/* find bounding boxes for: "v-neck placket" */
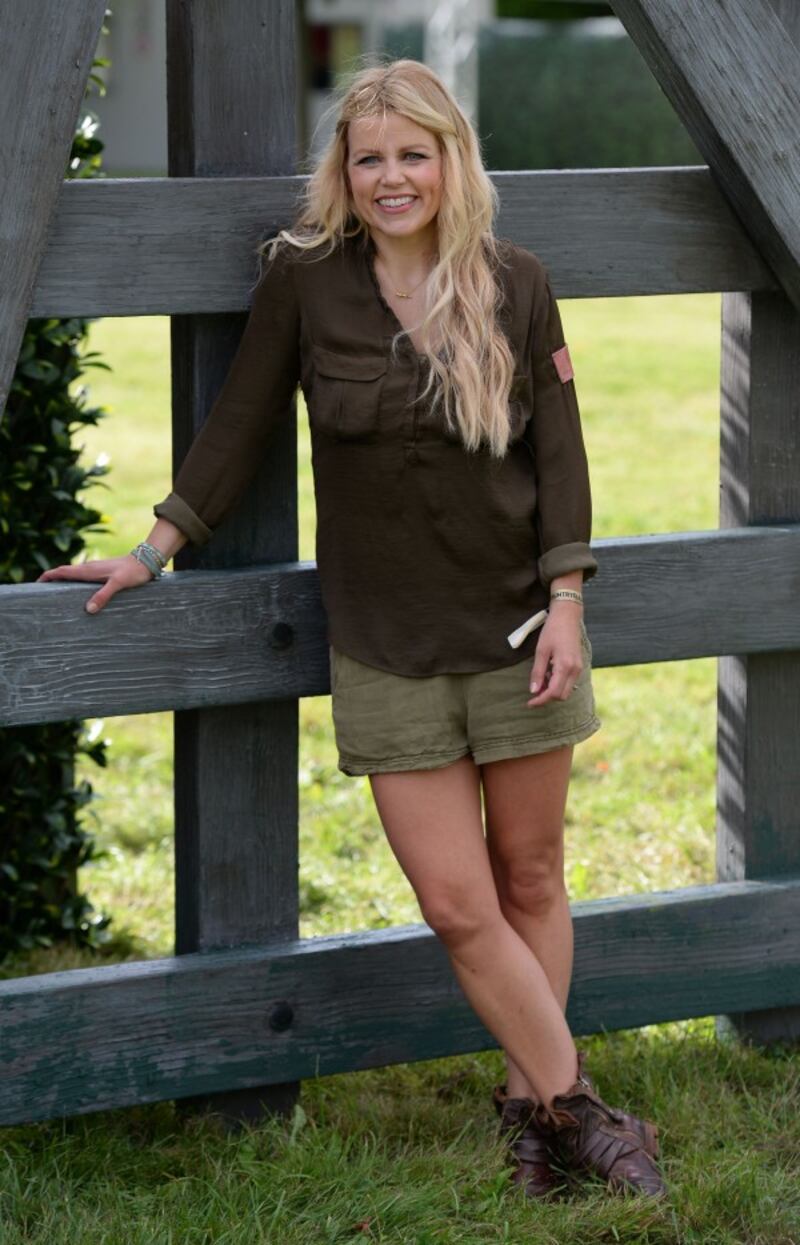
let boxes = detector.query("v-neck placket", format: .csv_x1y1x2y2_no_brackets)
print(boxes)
361,233,429,463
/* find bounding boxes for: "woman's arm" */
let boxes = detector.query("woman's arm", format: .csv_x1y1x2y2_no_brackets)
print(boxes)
525,265,598,590
525,264,596,704
34,241,302,615
153,243,302,546
142,515,189,562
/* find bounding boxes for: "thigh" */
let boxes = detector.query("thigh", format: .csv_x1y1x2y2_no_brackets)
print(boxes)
369,755,500,924
481,746,574,878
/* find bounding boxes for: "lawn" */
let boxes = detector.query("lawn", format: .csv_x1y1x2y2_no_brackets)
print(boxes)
2,292,798,1244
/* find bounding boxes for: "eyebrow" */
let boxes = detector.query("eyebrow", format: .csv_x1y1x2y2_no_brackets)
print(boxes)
351,143,433,157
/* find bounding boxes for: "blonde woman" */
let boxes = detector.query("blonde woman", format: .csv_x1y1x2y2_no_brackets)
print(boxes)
37,59,667,1203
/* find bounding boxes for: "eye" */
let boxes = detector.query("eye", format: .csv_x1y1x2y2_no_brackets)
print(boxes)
355,152,428,165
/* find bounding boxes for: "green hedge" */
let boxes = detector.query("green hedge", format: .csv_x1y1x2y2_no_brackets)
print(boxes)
383,18,702,171
0,38,114,959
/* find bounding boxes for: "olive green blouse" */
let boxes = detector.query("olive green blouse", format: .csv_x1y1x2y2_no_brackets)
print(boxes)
153,229,598,677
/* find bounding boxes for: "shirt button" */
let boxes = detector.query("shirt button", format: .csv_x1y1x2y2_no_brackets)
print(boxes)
405,445,419,464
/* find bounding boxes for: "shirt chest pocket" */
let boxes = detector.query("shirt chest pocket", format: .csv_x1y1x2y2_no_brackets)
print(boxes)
310,345,388,440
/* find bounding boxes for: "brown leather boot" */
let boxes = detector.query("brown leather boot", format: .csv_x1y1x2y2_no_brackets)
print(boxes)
531,1077,668,1199
492,1084,570,1201
575,1050,660,1158
492,1050,658,1194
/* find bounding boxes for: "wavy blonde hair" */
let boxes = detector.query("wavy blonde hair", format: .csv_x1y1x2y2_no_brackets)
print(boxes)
256,57,517,458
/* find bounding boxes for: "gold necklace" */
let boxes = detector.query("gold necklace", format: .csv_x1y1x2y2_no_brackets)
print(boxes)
392,274,428,300
376,257,434,299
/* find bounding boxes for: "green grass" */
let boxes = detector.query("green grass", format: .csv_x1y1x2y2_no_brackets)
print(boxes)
3,294,799,1243
1,1021,798,1243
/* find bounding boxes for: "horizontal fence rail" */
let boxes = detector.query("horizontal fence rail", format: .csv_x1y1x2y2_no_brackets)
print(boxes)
29,167,777,317
0,875,798,1126
1,525,799,727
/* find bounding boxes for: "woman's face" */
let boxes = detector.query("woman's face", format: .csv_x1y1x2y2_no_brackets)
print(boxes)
345,111,443,245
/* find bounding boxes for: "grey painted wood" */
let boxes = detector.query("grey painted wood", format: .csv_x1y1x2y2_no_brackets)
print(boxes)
770,0,800,39
29,167,774,316
714,0,800,1049
4,526,800,727
0,1,109,421
165,0,300,1126
716,278,800,1039
611,0,800,310
0,875,798,1126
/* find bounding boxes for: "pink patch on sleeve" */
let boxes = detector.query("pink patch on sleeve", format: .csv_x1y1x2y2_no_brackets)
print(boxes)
551,343,574,383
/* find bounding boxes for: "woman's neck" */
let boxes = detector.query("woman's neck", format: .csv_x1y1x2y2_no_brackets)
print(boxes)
368,225,438,283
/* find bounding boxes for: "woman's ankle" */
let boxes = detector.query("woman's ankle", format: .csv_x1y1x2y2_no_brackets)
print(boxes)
506,1080,540,1103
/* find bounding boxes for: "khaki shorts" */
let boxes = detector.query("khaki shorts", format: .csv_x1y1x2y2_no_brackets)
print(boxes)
329,619,601,776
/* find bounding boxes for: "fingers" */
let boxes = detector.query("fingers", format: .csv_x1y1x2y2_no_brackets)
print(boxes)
528,654,582,706
34,559,151,614
85,581,122,614
36,563,110,582
529,644,551,697
35,562,113,613
85,562,156,611
528,673,573,706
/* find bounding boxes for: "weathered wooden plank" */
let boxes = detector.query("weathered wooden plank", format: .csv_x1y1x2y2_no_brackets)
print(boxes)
3,526,800,727
611,0,800,310
164,0,301,1128
0,0,109,421
28,167,775,316
0,876,797,1126
715,5,800,1046
770,0,799,36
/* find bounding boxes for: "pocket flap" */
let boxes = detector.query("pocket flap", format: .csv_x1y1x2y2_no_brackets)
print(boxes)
313,345,387,381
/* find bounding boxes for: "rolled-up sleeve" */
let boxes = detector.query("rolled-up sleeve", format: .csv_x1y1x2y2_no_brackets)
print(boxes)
525,263,598,586
153,243,301,547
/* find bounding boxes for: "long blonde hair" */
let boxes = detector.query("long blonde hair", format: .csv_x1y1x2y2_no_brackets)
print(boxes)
257,57,518,459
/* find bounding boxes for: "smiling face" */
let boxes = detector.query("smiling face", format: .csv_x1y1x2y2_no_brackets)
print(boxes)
345,111,443,246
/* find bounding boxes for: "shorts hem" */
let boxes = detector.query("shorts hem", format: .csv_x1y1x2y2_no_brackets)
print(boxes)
471,714,602,765
337,746,472,776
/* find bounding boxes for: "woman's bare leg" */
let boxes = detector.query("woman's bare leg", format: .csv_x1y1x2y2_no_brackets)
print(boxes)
481,745,576,1102
369,754,579,1109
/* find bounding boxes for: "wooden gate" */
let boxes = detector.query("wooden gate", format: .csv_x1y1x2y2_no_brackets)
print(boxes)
0,0,798,1127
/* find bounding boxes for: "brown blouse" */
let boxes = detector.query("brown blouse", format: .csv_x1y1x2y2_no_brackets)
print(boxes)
153,230,598,677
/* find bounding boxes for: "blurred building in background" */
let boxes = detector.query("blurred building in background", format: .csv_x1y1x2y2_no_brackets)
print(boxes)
91,0,700,176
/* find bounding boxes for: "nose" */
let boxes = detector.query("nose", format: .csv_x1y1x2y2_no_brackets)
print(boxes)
379,158,408,187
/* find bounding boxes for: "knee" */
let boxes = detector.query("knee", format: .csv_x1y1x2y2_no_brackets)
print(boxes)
494,852,565,916
418,888,500,946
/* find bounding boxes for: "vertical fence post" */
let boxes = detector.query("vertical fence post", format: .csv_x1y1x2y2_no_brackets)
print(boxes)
166,0,301,1124
715,0,800,1049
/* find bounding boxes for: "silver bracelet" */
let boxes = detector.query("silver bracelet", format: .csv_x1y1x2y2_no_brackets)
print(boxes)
131,541,168,578
550,588,583,605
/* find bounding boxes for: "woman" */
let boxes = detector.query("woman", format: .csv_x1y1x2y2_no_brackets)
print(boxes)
37,59,667,1203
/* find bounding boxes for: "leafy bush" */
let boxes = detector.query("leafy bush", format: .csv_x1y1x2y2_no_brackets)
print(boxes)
0,32,115,959
384,17,702,171
477,20,703,171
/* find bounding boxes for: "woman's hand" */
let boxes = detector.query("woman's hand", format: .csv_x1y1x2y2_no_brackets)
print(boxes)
35,554,156,614
527,602,584,707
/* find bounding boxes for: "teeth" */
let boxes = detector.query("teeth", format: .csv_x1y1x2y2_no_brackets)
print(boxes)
377,196,415,207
